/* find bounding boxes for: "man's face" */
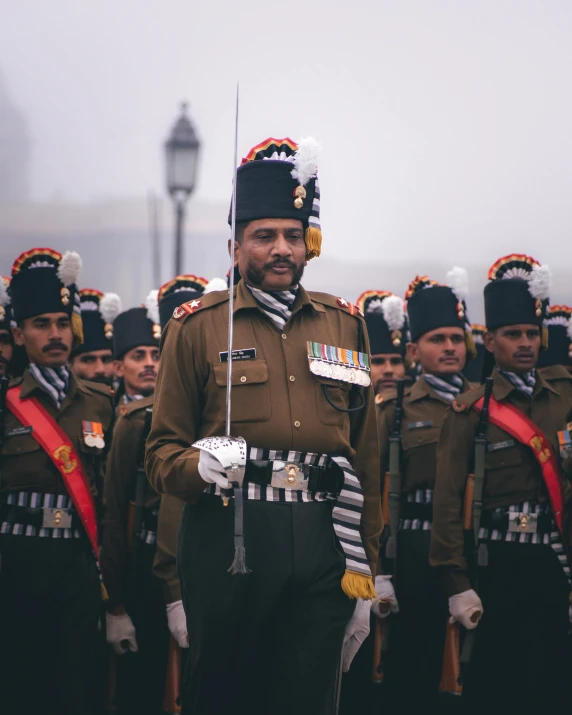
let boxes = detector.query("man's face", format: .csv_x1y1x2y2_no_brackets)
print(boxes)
70,349,114,385
370,354,406,395
0,329,14,377
483,324,540,373
408,326,467,376
234,218,307,291
114,345,159,397
12,313,72,368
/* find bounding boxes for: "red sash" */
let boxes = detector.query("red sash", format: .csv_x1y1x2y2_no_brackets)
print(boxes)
6,386,100,561
474,396,564,533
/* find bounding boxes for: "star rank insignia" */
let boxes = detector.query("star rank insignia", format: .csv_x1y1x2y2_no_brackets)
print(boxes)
337,297,349,308
173,299,203,321
337,297,364,317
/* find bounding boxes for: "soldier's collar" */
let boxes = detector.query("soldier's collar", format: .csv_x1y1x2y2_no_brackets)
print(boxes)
234,281,324,315
20,365,79,402
492,367,559,400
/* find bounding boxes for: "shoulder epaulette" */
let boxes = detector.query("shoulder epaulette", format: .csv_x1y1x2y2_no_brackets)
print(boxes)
172,290,229,323
8,376,24,389
121,395,154,418
309,292,365,318
538,365,572,381
78,379,115,399
374,385,412,407
452,383,486,412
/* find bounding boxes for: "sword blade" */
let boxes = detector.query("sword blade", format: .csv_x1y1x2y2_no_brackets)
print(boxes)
225,83,239,437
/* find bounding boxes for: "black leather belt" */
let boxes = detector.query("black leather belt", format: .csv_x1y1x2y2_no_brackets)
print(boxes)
0,502,82,531
480,508,554,534
244,460,343,493
400,502,433,522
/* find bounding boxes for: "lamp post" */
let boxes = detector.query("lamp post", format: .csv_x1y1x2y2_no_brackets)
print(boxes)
165,102,201,276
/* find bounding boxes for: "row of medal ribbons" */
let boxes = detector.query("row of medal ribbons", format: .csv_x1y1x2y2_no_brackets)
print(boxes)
306,341,371,387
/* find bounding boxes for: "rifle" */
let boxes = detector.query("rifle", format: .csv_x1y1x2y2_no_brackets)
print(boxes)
162,635,182,714
372,378,405,684
439,377,492,695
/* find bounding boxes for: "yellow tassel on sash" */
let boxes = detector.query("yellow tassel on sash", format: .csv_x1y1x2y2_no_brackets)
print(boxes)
341,570,377,600
305,226,322,260
101,582,109,601
72,311,84,350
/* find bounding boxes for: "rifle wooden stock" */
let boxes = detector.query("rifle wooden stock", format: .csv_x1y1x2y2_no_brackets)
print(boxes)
382,472,390,525
463,474,475,530
439,620,462,695
371,602,390,684
126,500,135,554
162,635,182,714
106,650,119,714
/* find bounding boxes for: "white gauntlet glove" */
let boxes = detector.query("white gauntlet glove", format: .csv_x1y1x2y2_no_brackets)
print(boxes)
106,612,138,655
449,589,483,630
198,451,229,489
371,574,399,618
166,600,189,649
342,599,371,672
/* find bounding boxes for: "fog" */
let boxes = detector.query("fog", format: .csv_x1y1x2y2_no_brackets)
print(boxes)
1,0,571,311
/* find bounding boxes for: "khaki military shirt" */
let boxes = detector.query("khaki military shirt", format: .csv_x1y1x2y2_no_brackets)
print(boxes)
377,375,472,494
152,494,184,604
2,370,114,507
430,366,572,596
145,282,382,575
101,394,158,608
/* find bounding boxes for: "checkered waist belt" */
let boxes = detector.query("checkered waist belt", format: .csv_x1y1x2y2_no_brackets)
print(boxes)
480,502,554,535
0,491,83,539
243,458,343,493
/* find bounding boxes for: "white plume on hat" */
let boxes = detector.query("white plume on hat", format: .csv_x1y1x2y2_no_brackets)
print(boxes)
446,266,469,304
57,251,82,287
290,137,321,187
145,289,160,325
204,277,227,294
527,263,551,301
381,295,405,331
0,279,10,308
100,292,122,324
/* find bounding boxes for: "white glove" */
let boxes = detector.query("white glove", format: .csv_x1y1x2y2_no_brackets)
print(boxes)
449,589,483,630
342,599,371,672
166,600,189,649
106,612,138,655
371,574,399,618
198,451,229,489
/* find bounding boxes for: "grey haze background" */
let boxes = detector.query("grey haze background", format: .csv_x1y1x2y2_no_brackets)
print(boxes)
1,0,571,320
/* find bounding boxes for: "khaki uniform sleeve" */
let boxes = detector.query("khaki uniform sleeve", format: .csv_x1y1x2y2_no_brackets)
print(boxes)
152,495,185,604
145,317,208,502
349,326,383,577
100,413,142,608
430,407,475,596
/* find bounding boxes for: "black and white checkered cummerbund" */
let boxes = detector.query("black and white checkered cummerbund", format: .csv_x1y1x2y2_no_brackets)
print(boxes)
0,491,82,539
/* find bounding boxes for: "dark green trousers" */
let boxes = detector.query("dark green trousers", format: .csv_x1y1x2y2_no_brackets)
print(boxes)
178,495,354,715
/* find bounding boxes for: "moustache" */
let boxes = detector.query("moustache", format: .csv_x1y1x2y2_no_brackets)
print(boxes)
515,351,534,357
43,343,67,353
139,370,157,379
263,259,297,271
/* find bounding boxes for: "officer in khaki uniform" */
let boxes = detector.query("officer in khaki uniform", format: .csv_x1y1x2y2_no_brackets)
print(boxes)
102,280,212,714
431,254,572,713
376,270,474,714
146,137,382,715
0,248,114,715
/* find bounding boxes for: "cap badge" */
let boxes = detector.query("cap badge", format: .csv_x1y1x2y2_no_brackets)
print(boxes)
293,185,306,209
60,287,71,306
0,306,5,321
152,323,161,340
104,323,114,340
535,298,543,318
391,330,402,347
456,302,465,319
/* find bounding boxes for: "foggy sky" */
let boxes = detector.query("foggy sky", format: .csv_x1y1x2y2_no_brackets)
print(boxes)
2,0,572,268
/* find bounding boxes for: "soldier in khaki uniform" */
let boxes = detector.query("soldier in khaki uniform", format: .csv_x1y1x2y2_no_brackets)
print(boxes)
537,304,572,371
146,137,382,715
431,254,572,713
0,248,114,715
0,275,14,378
376,270,474,714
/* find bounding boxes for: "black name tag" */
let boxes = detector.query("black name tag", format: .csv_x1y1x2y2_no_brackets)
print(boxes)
220,348,257,363
487,439,515,452
407,420,433,430
6,425,33,438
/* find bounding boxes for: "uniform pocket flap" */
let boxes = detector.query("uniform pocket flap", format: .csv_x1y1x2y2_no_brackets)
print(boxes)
213,359,269,387
313,376,352,392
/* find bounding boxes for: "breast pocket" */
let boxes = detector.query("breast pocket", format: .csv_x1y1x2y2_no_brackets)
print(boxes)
207,359,272,423
314,376,352,427
401,426,441,487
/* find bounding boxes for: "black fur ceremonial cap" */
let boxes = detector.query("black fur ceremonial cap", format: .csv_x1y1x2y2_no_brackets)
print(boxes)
158,275,227,329
537,306,572,367
113,291,160,359
357,290,407,356
0,276,13,332
484,254,550,332
73,290,122,356
463,325,487,383
9,248,83,348
230,137,322,260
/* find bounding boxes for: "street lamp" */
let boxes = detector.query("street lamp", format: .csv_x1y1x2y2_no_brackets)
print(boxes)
165,102,201,275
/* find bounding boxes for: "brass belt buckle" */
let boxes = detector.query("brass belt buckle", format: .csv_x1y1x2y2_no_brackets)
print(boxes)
508,512,538,534
43,508,72,529
270,461,309,490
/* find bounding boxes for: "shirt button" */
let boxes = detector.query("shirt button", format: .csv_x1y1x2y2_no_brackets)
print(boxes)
289,375,296,382
240,376,247,383
294,420,301,428
281,334,287,340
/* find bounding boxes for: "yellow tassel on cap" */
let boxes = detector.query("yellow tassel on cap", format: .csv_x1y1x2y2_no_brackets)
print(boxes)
465,331,477,362
541,325,549,351
341,570,377,600
72,312,84,350
305,226,322,260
